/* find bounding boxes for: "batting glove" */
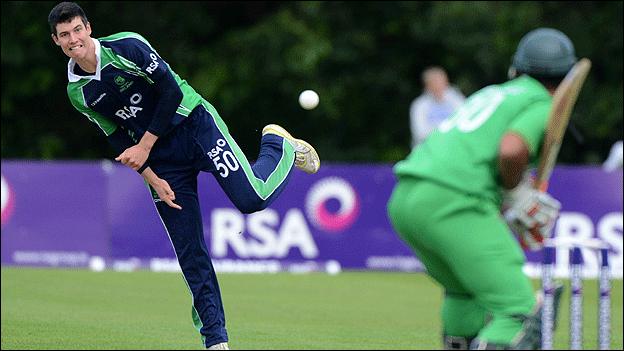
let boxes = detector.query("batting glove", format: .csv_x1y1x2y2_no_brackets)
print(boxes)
503,177,561,251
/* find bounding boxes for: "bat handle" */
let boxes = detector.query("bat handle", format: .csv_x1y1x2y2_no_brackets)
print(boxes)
535,179,549,192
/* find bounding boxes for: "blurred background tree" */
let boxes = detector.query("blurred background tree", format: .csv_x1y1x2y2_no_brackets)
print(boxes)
2,1,622,164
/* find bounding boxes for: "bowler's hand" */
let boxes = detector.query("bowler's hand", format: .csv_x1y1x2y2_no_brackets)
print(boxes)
150,177,182,210
115,144,150,171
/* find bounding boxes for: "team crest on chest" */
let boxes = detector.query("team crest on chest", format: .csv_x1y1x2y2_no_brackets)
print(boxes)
114,75,134,92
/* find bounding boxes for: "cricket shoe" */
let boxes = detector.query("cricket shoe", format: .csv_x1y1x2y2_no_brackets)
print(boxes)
207,342,229,350
262,124,320,174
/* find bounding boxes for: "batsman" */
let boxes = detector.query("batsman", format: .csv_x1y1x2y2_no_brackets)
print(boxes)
387,28,579,349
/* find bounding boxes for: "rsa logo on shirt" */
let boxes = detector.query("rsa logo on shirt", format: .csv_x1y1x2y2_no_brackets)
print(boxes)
145,53,159,74
115,93,143,120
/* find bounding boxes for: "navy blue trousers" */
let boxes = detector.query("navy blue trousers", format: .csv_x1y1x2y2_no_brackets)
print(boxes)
147,102,295,347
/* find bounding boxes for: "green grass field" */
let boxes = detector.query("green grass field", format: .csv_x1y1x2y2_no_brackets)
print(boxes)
1,267,622,350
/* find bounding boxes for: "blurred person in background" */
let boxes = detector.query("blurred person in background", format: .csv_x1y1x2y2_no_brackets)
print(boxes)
409,66,465,148
48,2,320,349
602,140,623,172
387,28,578,349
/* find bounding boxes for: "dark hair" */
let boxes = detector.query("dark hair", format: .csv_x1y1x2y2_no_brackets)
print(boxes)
48,2,88,36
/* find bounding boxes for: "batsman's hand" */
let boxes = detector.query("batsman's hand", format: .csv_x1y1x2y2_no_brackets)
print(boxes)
503,177,561,251
150,177,182,210
115,144,150,171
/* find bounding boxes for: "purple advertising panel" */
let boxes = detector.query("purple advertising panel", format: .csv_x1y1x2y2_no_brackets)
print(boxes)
1,160,622,278
106,164,176,261
197,164,418,273
1,161,110,267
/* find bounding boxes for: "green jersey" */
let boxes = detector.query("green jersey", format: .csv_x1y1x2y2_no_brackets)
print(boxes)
394,75,552,204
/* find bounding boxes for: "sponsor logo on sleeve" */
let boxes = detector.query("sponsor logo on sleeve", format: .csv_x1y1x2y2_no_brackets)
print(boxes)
145,53,160,74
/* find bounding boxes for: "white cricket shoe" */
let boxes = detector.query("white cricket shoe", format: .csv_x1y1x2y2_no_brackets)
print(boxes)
262,124,320,174
207,342,229,350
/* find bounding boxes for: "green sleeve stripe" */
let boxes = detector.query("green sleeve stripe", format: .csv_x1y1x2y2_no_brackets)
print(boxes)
205,102,295,200
102,48,193,117
176,104,193,117
99,32,154,50
100,46,155,84
82,111,117,136
67,82,118,136
101,33,203,117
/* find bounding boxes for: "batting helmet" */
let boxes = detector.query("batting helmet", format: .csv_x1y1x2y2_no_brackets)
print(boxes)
511,28,577,78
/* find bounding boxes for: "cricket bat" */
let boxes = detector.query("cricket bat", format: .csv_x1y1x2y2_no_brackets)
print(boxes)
534,58,592,191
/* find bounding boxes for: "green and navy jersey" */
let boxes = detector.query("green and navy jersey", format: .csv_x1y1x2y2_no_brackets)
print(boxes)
394,75,552,204
66,32,204,141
